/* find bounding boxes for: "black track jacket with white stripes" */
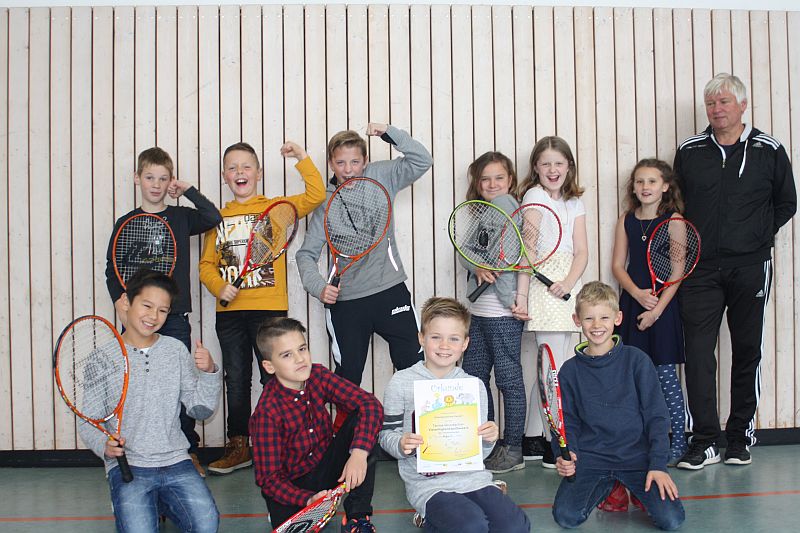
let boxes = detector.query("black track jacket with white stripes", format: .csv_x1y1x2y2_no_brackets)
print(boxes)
674,124,797,269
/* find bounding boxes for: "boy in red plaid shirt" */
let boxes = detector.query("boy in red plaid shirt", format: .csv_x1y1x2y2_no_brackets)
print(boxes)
250,317,383,532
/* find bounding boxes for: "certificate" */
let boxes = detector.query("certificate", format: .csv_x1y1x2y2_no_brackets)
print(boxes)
413,377,483,473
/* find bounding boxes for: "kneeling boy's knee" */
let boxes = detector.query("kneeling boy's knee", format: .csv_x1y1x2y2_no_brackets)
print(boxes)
552,506,583,529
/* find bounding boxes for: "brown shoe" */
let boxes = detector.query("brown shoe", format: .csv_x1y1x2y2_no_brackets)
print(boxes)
208,435,252,475
190,453,205,478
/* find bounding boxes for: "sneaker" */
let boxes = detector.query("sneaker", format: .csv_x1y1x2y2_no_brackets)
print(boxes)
597,481,628,512
412,513,425,528
541,443,556,469
676,440,720,470
484,444,525,474
341,516,376,532
208,436,252,474
629,491,645,512
189,453,206,478
724,440,752,465
522,436,547,460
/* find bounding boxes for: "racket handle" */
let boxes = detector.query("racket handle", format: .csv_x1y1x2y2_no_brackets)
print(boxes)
559,445,576,483
117,452,134,483
220,276,245,307
323,276,341,310
467,281,491,302
534,272,571,301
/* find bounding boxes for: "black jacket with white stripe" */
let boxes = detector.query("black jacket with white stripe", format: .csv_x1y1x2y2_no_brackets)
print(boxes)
673,124,797,269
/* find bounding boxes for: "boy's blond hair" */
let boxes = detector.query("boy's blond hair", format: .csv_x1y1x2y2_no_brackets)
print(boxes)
137,147,174,177
420,297,471,335
327,130,368,161
575,281,619,315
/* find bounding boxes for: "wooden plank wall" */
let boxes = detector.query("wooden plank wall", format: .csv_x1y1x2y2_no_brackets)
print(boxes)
0,4,797,451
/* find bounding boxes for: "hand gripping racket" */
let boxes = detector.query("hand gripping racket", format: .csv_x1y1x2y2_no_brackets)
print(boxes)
53,315,133,482
448,200,566,302
220,200,299,307
272,482,347,533
112,213,177,287
538,343,575,482
646,217,701,296
323,177,392,308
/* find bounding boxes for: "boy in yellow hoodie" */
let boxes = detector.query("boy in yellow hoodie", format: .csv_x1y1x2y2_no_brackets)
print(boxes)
199,141,325,474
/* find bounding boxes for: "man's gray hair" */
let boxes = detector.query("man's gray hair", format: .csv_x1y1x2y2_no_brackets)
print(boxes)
704,73,748,104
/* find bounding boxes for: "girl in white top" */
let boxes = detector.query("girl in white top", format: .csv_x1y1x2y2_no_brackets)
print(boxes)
516,136,589,466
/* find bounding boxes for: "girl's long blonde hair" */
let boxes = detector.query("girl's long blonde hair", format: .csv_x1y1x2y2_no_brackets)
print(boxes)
517,136,584,200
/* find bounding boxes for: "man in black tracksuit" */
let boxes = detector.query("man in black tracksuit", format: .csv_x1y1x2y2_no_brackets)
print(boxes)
673,73,796,470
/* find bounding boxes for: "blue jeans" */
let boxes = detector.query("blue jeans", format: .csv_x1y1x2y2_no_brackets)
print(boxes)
423,485,531,533
552,468,684,530
108,460,219,533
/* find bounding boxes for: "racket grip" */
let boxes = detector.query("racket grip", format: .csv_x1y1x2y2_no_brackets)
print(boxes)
560,446,576,483
117,453,134,483
220,277,245,308
467,281,491,302
534,272,571,301
323,276,341,310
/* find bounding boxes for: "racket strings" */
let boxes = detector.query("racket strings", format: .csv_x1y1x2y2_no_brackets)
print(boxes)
326,184,390,256
114,216,176,282
649,222,700,283
517,206,561,265
450,203,522,268
248,205,298,265
57,321,126,422
274,493,343,533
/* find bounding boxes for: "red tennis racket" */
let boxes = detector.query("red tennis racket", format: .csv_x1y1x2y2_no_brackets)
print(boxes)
323,177,392,308
220,200,299,307
646,217,701,296
112,213,177,287
538,343,575,482
53,315,133,482
272,482,347,533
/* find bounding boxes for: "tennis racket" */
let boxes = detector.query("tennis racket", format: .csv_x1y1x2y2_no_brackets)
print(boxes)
449,200,566,302
220,200,299,307
272,482,347,533
53,315,133,482
323,177,392,308
538,343,575,482
112,213,177,287
646,217,701,296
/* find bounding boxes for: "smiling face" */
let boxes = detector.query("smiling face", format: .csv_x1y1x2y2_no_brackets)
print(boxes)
419,316,470,378
329,145,368,184
534,148,570,199
222,149,263,202
135,164,173,210
477,161,513,202
633,166,668,212
261,330,312,390
573,302,623,356
121,286,172,347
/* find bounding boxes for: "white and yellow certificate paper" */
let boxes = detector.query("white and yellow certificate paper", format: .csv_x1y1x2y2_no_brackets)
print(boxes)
413,378,483,473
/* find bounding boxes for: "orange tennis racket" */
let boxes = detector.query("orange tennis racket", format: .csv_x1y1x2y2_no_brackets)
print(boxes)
323,177,391,308
112,213,177,288
221,200,299,307
54,315,133,482
272,483,347,533
539,343,574,482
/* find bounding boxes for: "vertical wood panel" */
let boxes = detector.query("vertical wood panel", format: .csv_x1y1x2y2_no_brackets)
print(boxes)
3,4,800,452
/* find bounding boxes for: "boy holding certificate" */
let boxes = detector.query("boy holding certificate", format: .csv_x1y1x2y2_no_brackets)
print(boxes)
379,297,531,532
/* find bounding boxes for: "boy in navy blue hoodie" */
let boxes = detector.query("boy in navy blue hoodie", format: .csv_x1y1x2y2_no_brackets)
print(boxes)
551,281,684,530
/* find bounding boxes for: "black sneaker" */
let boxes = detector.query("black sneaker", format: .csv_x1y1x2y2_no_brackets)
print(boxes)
724,440,752,465
522,436,547,460
541,442,556,469
676,440,720,470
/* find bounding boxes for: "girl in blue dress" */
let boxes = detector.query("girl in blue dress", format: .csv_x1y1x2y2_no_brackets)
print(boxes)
605,159,688,511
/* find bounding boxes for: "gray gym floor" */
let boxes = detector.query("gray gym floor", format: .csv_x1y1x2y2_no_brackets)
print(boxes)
1,445,799,532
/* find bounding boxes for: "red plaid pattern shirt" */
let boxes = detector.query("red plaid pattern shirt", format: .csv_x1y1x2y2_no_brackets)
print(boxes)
249,364,383,507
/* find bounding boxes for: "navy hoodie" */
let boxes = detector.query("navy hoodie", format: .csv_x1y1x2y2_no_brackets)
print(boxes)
556,337,671,472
